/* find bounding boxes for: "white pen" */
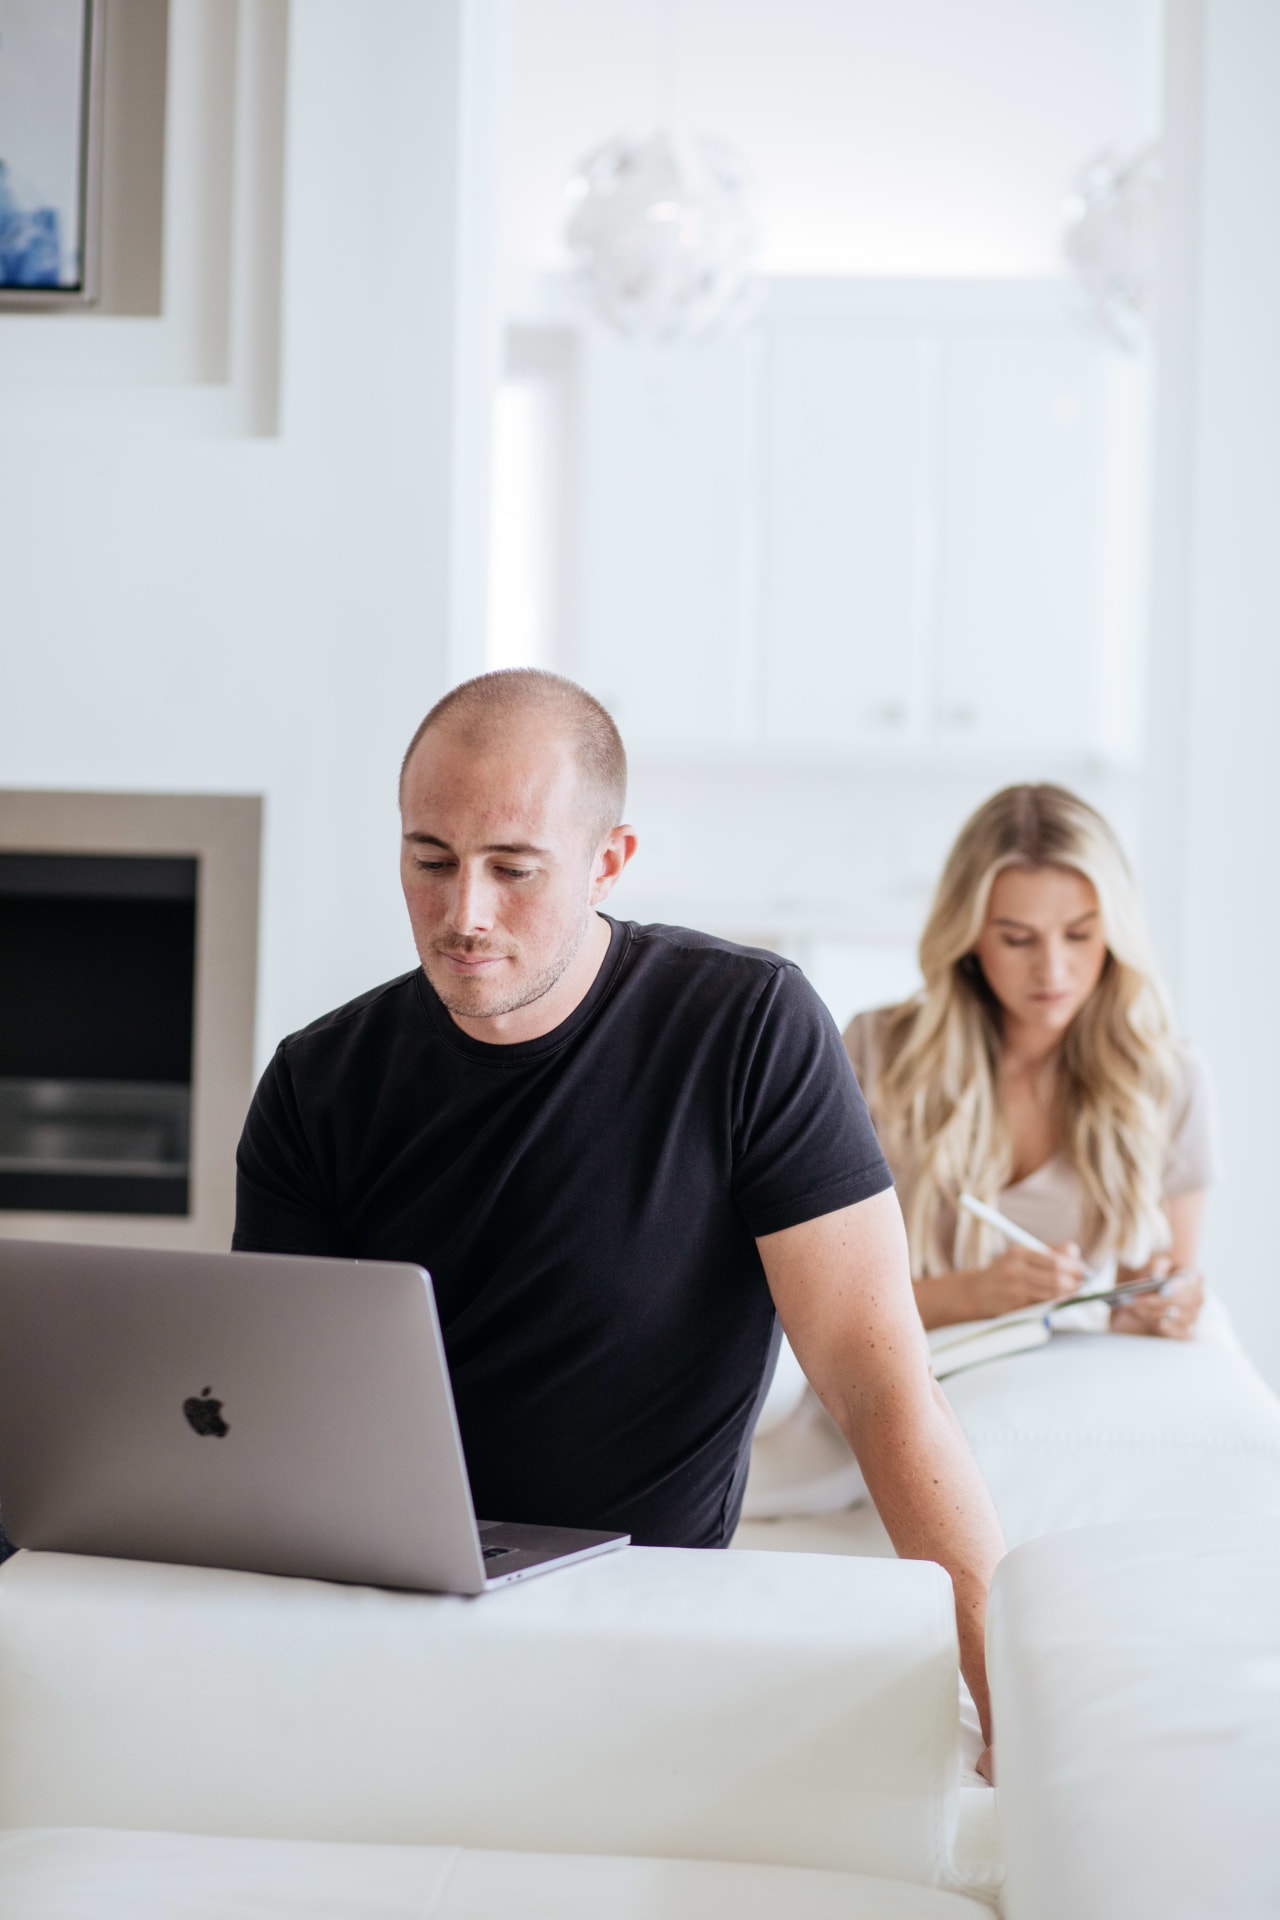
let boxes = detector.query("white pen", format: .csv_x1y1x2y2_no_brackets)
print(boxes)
958,1192,1059,1258
958,1193,1179,1303
958,1192,1099,1283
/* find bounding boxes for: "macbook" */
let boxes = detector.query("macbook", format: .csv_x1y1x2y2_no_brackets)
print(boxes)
0,1239,628,1592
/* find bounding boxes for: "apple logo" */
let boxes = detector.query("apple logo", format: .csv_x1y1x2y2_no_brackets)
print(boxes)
183,1387,229,1438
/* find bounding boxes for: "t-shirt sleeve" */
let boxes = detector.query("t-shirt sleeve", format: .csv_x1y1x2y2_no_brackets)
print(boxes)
232,1043,350,1256
1163,1044,1222,1198
731,965,893,1239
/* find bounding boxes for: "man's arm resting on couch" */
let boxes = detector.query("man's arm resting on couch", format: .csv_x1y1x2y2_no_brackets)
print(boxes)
757,1188,1006,1747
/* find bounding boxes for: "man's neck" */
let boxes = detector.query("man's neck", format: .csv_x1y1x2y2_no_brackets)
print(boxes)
448,912,613,1046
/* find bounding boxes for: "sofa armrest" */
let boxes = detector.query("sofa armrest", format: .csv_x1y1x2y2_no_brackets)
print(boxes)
0,1545,965,1890
944,1298,1280,1548
988,1516,1280,1920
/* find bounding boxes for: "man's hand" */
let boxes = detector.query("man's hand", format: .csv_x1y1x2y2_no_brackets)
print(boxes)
756,1189,1006,1746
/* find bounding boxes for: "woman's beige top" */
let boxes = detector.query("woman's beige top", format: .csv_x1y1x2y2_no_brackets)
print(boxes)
843,1005,1220,1273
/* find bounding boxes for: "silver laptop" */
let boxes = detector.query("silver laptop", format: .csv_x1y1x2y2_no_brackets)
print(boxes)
0,1239,628,1592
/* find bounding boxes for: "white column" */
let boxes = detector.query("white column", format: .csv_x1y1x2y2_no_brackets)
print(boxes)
1148,0,1280,1383
446,0,509,686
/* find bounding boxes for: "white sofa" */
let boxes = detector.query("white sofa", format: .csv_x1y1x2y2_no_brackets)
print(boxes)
742,1294,1280,1552
6,1521,1276,1915
989,1513,1280,1920
0,1542,1001,1919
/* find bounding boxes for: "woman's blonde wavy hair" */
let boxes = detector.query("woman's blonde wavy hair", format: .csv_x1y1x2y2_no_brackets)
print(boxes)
875,785,1179,1276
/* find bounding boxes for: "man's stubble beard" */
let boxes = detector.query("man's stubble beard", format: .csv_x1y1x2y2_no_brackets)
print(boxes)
428,901,593,1021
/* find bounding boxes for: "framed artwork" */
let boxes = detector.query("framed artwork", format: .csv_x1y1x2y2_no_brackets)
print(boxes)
0,0,103,306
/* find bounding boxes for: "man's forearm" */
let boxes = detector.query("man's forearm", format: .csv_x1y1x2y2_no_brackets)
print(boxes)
755,1194,1005,1743
840,1380,1005,1741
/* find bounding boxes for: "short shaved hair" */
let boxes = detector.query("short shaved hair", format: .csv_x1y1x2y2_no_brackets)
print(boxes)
400,669,628,846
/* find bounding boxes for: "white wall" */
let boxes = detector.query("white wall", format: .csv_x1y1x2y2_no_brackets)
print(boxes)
0,1,495,1073
1150,0,1280,1385
501,0,1161,278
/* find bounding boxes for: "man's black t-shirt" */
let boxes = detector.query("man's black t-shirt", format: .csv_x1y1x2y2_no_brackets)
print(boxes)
233,919,891,1547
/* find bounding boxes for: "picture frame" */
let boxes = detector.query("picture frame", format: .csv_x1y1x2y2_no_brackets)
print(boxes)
0,0,104,307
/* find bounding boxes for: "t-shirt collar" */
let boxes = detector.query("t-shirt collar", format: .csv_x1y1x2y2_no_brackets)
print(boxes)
415,914,632,1065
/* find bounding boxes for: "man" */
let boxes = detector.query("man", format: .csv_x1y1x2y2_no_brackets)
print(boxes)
235,669,1005,1748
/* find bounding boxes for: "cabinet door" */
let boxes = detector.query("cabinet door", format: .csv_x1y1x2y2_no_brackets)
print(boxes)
574,335,754,751
759,330,931,751
935,335,1102,753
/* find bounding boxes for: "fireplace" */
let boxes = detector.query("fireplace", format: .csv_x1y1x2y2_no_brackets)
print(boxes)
0,852,197,1215
0,794,260,1251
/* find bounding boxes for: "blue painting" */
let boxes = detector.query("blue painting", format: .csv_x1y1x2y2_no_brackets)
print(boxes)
0,160,61,286
0,0,90,293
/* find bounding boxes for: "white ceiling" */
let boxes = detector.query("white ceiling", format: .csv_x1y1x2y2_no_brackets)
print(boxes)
499,0,1162,278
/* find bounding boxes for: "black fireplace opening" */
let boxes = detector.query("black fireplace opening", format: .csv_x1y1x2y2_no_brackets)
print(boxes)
0,852,197,1216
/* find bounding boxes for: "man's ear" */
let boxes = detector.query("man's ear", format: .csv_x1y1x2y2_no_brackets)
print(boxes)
589,824,639,905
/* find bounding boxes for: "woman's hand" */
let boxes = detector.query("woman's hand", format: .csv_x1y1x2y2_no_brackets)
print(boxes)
1111,1257,1205,1339
913,1244,1086,1329
970,1243,1086,1319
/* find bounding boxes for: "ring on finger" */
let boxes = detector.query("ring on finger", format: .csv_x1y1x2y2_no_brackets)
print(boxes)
1161,1304,1179,1327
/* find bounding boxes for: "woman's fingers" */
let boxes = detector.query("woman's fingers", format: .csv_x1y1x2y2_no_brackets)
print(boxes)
1009,1246,1085,1300
1156,1271,1204,1338
1018,1250,1073,1299
984,1243,1089,1312
1048,1242,1087,1295
1111,1299,1159,1335
1114,1286,1167,1332
1113,1270,1204,1339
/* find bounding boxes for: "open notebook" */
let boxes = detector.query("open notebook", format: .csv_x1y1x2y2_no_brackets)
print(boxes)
927,1274,1167,1379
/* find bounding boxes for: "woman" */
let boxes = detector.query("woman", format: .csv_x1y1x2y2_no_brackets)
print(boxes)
844,784,1216,1338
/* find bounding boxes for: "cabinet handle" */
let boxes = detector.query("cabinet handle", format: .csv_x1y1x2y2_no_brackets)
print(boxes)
870,703,908,727
940,704,977,728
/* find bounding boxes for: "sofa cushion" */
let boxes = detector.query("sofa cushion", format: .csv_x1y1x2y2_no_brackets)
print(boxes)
0,1829,998,1919
0,1545,971,1892
987,1515,1280,1920
0,1828,455,1917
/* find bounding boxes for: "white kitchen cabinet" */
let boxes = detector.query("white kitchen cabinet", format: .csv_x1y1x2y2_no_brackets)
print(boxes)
573,332,756,751
505,278,1146,765
759,329,934,750
935,333,1104,753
